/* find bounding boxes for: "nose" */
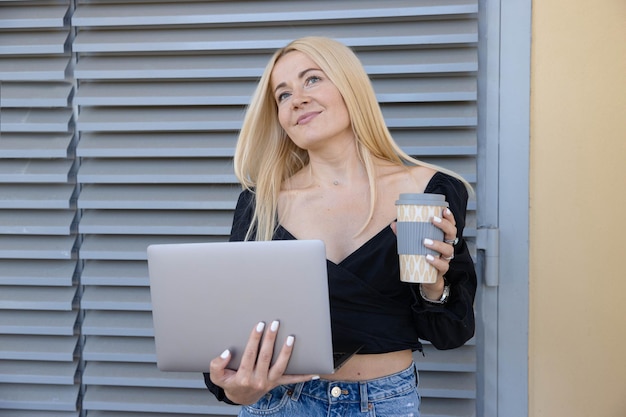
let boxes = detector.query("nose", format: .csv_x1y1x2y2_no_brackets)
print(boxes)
291,88,309,108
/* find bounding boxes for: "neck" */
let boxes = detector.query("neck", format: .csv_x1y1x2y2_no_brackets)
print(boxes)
307,158,367,188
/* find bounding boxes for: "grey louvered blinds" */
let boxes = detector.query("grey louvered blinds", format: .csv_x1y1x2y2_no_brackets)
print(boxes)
0,1,80,415
1,1,479,416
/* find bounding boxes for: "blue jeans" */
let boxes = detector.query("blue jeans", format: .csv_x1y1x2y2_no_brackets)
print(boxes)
239,362,420,417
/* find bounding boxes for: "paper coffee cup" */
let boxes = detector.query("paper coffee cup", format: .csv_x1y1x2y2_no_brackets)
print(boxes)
396,193,449,284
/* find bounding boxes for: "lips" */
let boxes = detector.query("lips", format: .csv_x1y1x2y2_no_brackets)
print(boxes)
296,111,320,125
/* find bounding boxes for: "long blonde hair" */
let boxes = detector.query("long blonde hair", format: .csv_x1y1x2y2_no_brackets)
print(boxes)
233,36,471,241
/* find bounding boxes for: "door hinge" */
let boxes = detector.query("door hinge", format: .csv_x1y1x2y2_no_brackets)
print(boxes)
476,227,500,287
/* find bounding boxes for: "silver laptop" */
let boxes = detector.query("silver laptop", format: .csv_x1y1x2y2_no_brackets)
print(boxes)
148,239,356,374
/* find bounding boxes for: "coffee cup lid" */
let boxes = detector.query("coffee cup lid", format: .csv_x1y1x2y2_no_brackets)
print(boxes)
395,193,448,207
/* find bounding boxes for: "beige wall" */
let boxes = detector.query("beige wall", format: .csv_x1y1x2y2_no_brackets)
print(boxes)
529,1,626,416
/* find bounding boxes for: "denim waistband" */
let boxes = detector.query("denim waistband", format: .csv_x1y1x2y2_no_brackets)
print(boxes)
288,362,417,412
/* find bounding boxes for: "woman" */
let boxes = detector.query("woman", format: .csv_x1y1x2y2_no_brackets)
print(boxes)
204,36,476,416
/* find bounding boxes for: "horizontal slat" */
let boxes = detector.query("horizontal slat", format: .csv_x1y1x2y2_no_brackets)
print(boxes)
0,134,73,159
73,20,477,53
0,184,75,209
0,335,78,361
82,385,238,415
415,345,476,372
0,383,79,412
82,260,148,287
0,310,78,335
420,398,475,417
77,158,236,184
79,235,224,261
363,48,477,74
0,209,77,235
76,107,241,132
0,108,73,132
75,81,255,106
382,103,477,127
78,184,240,210
0,31,69,55
0,360,77,384
419,371,476,399
0,57,70,81
74,54,269,80
0,286,77,311
0,259,77,286
0,5,69,29
83,336,155,362
72,0,477,27
0,411,78,417
76,133,238,158
82,310,153,337
82,288,151,311
394,130,477,156
0,235,76,260
79,210,232,235
374,77,476,102
0,82,73,107
83,362,204,389
0,259,76,286
73,48,476,80
79,235,225,261
0,159,74,183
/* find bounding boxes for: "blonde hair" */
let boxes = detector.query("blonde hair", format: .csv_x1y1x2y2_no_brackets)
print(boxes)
233,36,471,241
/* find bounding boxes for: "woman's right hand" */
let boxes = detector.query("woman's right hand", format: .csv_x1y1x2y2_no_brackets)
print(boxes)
209,320,317,405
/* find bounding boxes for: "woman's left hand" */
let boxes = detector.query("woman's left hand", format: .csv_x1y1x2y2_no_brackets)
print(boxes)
390,207,457,299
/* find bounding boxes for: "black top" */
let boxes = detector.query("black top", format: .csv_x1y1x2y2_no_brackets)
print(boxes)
204,171,477,403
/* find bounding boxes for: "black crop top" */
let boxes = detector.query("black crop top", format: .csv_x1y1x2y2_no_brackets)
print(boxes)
204,171,477,403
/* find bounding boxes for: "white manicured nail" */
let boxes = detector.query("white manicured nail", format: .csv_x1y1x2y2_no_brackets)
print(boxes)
424,238,434,246
426,254,435,262
286,335,295,346
433,216,442,223
256,322,265,333
270,320,279,332
311,375,320,380
220,349,230,359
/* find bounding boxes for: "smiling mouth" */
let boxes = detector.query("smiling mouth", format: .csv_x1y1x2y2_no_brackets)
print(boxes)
296,112,320,125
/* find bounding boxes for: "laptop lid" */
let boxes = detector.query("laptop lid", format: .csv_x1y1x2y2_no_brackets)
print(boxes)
148,239,345,375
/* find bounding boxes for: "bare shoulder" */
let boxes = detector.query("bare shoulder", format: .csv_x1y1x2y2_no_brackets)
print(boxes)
377,163,437,194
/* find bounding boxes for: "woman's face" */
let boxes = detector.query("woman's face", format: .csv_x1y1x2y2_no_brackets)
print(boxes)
270,51,354,151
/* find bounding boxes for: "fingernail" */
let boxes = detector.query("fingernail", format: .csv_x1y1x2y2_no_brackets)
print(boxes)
423,238,434,246
311,375,320,380
256,322,265,333
270,320,279,332
446,208,452,215
433,216,442,223
426,254,435,262
220,349,230,359
286,335,295,346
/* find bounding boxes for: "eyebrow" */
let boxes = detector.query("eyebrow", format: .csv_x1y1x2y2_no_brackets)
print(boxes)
273,67,320,94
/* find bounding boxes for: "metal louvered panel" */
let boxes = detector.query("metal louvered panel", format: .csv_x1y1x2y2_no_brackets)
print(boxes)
72,1,478,416
0,0,482,416
0,1,79,415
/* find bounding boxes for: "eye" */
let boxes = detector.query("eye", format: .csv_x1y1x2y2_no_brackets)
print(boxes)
305,75,322,86
276,91,291,102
